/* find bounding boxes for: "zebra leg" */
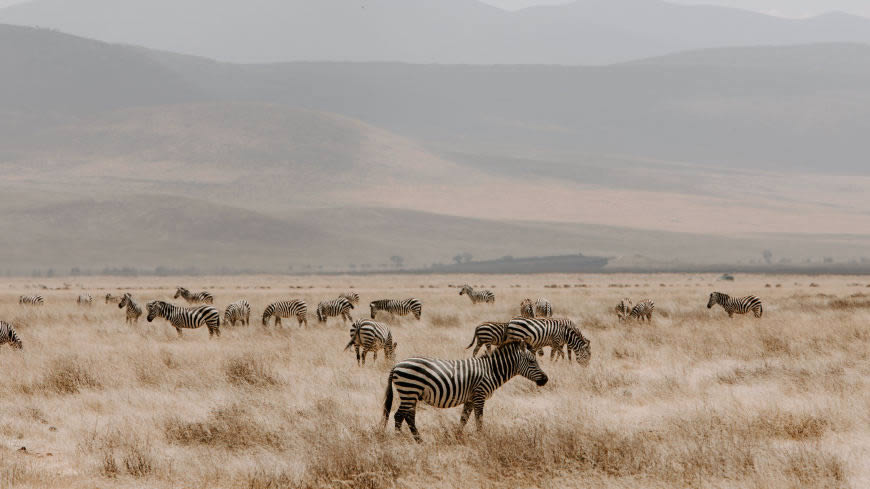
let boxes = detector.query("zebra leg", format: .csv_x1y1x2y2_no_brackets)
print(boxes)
394,400,415,433
458,402,474,433
373,350,378,363
275,317,282,327
361,350,368,366
355,345,361,366
175,327,183,337
406,410,421,442
472,394,486,431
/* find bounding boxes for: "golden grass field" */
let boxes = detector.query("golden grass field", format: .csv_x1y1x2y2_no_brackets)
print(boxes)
1,274,869,488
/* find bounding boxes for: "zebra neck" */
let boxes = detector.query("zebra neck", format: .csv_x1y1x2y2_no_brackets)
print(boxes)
483,352,518,387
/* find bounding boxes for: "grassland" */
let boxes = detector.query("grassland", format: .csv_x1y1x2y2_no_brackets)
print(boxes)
1,274,869,488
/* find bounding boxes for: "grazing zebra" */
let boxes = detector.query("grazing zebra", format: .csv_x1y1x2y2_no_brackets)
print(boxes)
262,300,308,327
19,295,44,306
382,342,548,442
339,292,360,306
503,317,591,365
370,299,422,320
621,299,655,322
0,321,22,350
105,293,122,305
520,298,552,318
707,292,763,318
615,298,633,319
520,299,535,318
316,298,354,323
459,285,495,304
118,293,143,324
224,299,251,326
173,287,214,305
465,321,509,357
146,300,221,338
344,319,397,366
77,294,93,306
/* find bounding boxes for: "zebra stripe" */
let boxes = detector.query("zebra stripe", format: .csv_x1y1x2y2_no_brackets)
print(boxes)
174,287,214,305
19,295,44,306
0,321,22,350
339,292,360,306
105,293,122,305
224,299,251,326
459,285,495,304
262,300,308,327
146,300,221,338
77,294,94,306
316,298,354,323
504,317,591,365
382,342,548,442
465,321,509,357
707,292,763,318
520,298,552,318
615,298,633,319
344,319,396,366
370,298,422,320
118,293,143,324
624,299,655,322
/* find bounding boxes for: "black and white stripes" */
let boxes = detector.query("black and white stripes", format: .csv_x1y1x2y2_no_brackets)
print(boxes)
224,299,251,326
503,317,591,365
344,319,396,366
707,292,763,318
174,287,214,305
262,300,308,327
465,321,509,357
19,295,44,306
370,298,422,320
146,300,221,338
118,293,143,324
77,294,94,306
459,285,495,304
617,298,655,322
0,321,22,350
316,298,354,323
520,298,552,318
338,292,360,306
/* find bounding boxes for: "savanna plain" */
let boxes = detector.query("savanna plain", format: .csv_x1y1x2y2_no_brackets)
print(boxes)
1,274,869,489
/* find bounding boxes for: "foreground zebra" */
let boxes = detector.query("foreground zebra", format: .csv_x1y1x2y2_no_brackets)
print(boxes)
118,293,143,324
465,321,509,357
174,287,214,305
262,300,308,327
0,321,22,350
19,295,44,306
105,293,122,305
520,298,552,318
316,298,354,323
383,342,548,442
459,285,495,304
344,319,396,366
146,300,221,338
224,299,251,326
504,317,591,365
707,292,763,318
77,294,93,306
370,298,422,320
339,292,360,306
617,299,655,322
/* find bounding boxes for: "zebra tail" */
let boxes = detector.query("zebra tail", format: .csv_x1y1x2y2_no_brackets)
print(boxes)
465,332,477,350
758,304,764,318
343,338,356,352
382,371,394,429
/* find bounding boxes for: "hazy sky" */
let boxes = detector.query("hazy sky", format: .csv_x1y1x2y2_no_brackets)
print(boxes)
0,0,867,18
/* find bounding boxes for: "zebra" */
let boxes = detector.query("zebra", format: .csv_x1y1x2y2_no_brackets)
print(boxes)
707,292,763,318
520,299,535,318
339,292,360,306
262,300,308,327
465,321,509,357
118,293,143,324
173,287,214,305
146,300,220,338
615,298,633,319
105,293,122,305
0,321,22,350
520,298,552,318
316,298,354,323
224,299,251,326
344,319,396,366
19,295,44,306
620,299,655,322
503,317,591,365
382,342,548,442
77,294,93,306
459,285,495,304
370,299,422,320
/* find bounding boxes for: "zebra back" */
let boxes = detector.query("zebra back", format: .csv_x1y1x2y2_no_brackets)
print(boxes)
262,300,307,325
0,321,22,349
339,292,360,306
19,295,44,305
505,317,591,365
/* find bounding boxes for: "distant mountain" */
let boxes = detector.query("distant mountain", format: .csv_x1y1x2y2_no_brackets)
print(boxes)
3,0,870,64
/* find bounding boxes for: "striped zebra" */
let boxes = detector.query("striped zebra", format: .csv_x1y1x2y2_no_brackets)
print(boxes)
370,298,422,320
105,293,122,305
707,292,763,318
504,317,591,365
0,321,22,350
459,285,495,304
344,319,396,366
316,298,354,323
520,299,535,318
615,298,633,319
224,299,251,326
262,300,308,327
520,298,552,318
620,299,655,322
118,293,143,324
465,321,509,357
174,287,214,305
77,294,94,306
382,342,548,442
19,295,44,306
146,300,221,338
339,292,360,306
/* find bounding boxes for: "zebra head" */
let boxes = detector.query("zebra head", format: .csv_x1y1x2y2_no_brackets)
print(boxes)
567,328,592,366
369,302,377,319
459,285,472,296
118,293,130,309
520,299,535,318
146,300,164,322
11,337,22,349
505,342,549,386
707,292,723,309
174,287,187,300
616,298,632,320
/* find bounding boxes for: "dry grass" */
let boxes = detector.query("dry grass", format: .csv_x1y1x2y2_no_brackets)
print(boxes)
0,273,869,488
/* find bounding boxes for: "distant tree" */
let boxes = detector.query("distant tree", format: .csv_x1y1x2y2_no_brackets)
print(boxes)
461,252,473,263
390,255,404,269
823,257,834,264
453,254,463,265
70,267,81,276
349,264,357,270
45,269,55,278
762,249,773,265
